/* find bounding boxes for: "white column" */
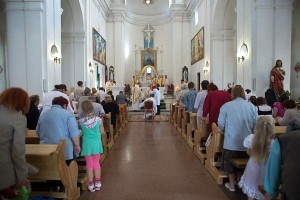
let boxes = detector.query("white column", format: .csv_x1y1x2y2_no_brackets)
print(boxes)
5,0,45,95
113,11,124,84
61,32,86,88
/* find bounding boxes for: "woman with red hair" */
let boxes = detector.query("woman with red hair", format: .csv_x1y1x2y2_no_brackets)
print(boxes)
0,88,31,197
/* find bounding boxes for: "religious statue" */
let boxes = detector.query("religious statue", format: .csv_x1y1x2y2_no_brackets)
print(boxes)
270,59,285,95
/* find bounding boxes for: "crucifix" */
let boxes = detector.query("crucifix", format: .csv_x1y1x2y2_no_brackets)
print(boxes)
142,24,155,49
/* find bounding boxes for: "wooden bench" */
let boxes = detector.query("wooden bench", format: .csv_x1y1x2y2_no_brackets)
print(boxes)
25,129,39,144
104,112,114,150
170,103,175,123
173,105,178,126
181,109,188,140
176,107,183,133
187,112,197,150
194,117,209,163
258,185,282,200
205,123,228,184
275,126,286,135
230,158,248,169
26,140,80,200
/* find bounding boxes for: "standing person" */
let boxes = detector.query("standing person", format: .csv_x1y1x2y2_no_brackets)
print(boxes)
238,116,274,200
163,75,169,95
202,83,231,133
256,97,273,116
102,95,120,128
184,82,197,113
116,91,129,105
270,59,285,96
36,96,81,162
131,84,142,111
272,93,289,118
277,99,300,126
26,94,40,129
218,85,258,192
79,100,104,192
194,80,209,127
149,85,161,115
0,88,31,194
74,81,84,101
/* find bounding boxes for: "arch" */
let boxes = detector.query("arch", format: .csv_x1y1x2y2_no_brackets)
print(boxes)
61,0,85,89
139,65,158,79
210,0,237,89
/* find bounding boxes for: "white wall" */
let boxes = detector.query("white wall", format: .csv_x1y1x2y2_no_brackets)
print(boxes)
86,0,107,88
251,0,293,96
291,0,300,98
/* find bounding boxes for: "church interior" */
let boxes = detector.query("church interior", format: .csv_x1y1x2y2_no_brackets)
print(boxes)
0,0,300,199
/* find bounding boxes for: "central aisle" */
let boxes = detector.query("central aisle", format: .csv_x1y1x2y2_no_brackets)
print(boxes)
79,121,229,200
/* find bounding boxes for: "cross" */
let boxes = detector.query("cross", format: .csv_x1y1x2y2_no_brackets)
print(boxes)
142,24,154,48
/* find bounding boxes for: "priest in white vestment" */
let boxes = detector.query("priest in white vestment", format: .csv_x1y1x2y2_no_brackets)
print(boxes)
131,84,142,111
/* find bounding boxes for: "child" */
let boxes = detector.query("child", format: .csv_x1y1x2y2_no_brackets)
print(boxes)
238,116,274,200
79,100,104,192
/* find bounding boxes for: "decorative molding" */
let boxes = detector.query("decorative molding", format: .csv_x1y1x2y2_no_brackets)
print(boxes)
5,0,44,12
211,29,236,40
62,31,86,43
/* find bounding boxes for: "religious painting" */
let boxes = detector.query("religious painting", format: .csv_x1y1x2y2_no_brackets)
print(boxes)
191,27,204,65
141,48,157,69
93,28,106,66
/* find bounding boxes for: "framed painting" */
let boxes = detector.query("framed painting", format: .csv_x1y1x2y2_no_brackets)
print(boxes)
191,27,204,65
93,28,106,66
141,48,157,69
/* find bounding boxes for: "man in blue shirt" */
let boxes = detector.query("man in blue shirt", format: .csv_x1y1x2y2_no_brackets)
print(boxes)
218,85,258,192
36,96,81,161
184,82,197,113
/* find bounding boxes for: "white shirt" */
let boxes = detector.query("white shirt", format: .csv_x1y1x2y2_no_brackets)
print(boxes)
139,97,157,113
99,90,106,102
149,88,160,105
41,90,74,116
194,90,208,117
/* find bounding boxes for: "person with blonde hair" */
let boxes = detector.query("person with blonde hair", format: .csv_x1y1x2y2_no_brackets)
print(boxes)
79,100,104,192
239,116,274,200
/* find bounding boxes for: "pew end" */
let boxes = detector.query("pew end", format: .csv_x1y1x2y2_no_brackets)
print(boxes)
26,140,80,200
194,117,209,163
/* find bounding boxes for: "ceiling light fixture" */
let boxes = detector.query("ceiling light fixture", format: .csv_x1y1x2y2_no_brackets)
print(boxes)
145,0,151,4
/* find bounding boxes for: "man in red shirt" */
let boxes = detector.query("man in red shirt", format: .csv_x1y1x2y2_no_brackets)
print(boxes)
202,83,231,133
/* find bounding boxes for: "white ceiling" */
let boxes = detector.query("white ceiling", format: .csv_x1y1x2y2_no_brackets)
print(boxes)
125,0,170,16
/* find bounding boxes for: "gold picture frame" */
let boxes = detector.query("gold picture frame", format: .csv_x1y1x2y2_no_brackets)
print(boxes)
141,48,157,69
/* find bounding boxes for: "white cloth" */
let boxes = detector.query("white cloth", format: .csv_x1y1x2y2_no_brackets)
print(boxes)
139,97,157,113
98,90,106,102
41,91,74,116
149,88,160,105
194,90,208,117
238,134,267,200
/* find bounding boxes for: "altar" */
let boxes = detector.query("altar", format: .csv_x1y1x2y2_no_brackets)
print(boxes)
111,86,125,97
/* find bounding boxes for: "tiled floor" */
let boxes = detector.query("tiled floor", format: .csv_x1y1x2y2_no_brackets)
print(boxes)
79,120,247,200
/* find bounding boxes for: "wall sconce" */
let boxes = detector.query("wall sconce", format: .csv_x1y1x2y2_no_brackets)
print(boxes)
204,61,209,74
51,44,61,64
237,43,248,62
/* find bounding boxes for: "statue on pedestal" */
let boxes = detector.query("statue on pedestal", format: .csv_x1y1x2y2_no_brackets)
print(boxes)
270,59,285,95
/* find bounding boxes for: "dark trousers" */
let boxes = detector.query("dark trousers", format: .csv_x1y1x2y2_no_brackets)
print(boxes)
156,105,160,115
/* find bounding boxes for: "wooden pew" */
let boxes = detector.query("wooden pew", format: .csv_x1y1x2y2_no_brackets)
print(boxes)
25,130,39,144
103,112,114,150
173,105,178,126
275,126,286,135
205,123,228,184
230,158,248,169
258,185,282,200
26,140,80,200
181,109,188,140
170,103,175,123
176,107,183,133
194,117,209,163
187,112,197,150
